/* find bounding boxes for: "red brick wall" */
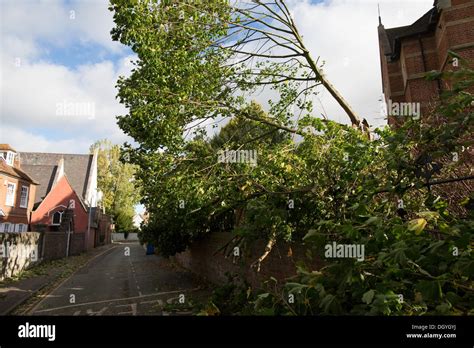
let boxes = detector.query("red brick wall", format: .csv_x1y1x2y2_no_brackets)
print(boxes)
386,61,404,94
452,0,474,6
0,173,37,227
31,176,89,233
173,232,322,289
381,0,474,124
95,213,112,246
40,231,85,260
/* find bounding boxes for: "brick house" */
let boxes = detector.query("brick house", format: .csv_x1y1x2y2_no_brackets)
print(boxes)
378,0,474,125
19,151,102,251
0,145,38,232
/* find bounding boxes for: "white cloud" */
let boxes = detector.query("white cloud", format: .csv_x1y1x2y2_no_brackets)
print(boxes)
0,0,124,59
0,0,134,153
0,55,136,152
0,125,93,153
0,0,435,153
286,0,434,127
69,0,125,54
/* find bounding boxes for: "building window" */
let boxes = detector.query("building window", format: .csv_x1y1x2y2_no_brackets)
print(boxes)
20,186,29,208
16,224,26,232
5,183,16,206
5,152,15,166
1,223,12,232
52,211,64,225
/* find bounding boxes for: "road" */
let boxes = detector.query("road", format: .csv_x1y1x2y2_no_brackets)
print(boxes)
29,242,209,316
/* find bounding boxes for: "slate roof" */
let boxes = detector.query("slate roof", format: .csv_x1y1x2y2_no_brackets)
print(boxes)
19,152,94,205
379,7,439,61
21,164,57,204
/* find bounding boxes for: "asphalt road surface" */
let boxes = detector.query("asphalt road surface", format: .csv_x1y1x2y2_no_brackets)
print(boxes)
29,243,209,316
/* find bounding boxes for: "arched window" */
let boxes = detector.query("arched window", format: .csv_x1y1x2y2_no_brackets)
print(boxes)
52,211,64,225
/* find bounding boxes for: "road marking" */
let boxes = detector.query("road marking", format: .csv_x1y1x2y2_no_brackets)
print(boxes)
32,287,201,313
86,307,108,316
128,256,143,297
117,303,137,316
140,299,163,305
27,245,120,315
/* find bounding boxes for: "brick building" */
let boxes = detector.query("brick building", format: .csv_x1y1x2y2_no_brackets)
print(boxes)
19,151,102,250
378,0,474,125
0,145,38,232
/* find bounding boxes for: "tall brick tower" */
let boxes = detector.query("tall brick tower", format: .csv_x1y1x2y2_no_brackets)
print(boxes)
378,0,474,125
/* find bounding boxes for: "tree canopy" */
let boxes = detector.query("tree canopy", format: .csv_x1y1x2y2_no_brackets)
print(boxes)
109,0,473,315
90,139,141,233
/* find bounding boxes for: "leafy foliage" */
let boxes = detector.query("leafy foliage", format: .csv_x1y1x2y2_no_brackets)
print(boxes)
90,140,140,233
110,0,473,316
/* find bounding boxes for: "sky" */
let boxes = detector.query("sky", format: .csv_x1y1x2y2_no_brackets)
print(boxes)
0,0,434,155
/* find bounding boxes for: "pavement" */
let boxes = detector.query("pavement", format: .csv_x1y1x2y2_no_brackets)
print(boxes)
0,244,116,315
0,272,57,315
25,242,210,316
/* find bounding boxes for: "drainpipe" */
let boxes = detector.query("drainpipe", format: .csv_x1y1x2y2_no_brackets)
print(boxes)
418,35,437,111
66,219,71,257
28,211,32,231
418,35,427,72
87,205,91,250
418,34,442,93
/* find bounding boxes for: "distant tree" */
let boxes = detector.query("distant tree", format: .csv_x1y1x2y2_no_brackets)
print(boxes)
90,139,140,233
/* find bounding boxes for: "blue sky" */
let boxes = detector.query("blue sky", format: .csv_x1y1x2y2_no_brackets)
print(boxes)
0,0,136,152
1,0,434,154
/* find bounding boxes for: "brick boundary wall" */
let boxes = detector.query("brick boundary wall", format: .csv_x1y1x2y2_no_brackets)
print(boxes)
40,232,85,260
172,232,322,290
111,233,139,242
0,231,87,280
0,232,41,280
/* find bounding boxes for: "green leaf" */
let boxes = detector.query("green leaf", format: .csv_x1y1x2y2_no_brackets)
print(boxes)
286,282,306,294
408,218,427,235
364,216,380,225
303,229,318,241
435,302,452,314
320,294,339,314
362,290,375,304
416,280,443,302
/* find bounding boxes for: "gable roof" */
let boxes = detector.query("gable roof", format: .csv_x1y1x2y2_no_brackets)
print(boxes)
379,7,439,61
0,157,38,184
38,174,88,214
21,164,57,204
19,152,94,205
